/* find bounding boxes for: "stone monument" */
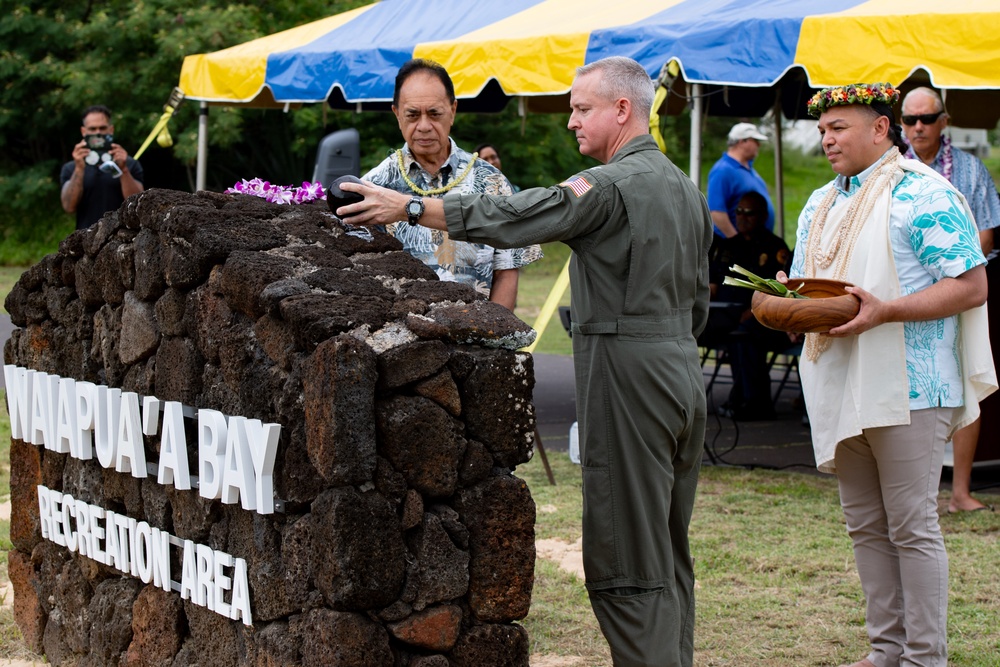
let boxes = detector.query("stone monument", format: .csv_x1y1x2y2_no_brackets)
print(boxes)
3,188,538,666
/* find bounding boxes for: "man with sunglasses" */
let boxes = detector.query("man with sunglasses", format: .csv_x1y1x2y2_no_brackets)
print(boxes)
60,104,144,230
901,88,999,258
902,87,1000,514
705,190,792,420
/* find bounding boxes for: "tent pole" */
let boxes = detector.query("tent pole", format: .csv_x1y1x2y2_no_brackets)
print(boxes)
196,102,208,192
689,83,703,188
772,89,784,240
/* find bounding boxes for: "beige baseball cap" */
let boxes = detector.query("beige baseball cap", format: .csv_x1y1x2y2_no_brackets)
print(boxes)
728,122,768,142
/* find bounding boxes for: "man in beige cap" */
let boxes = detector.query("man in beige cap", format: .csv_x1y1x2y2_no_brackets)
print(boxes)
706,122,775,237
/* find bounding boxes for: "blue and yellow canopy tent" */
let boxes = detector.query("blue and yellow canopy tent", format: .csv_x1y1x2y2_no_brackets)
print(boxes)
176,0,1000,347
180,0,1000,109
178,0,1000,195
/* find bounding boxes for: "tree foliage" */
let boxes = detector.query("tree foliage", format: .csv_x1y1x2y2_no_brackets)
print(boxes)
0,0,362,242
1,2,586,210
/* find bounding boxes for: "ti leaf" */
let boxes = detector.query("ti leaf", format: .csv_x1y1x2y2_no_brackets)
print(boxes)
722,265,809,299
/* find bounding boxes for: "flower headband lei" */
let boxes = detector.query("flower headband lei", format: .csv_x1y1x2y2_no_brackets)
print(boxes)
806,83,900,118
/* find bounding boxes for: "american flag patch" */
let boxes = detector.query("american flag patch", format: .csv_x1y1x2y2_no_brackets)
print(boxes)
560,175,593,197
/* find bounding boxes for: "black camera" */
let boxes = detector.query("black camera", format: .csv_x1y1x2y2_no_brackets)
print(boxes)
83,133,121,177
85,133,113,152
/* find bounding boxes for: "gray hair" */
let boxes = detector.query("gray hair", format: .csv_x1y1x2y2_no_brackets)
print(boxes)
576,56,654,123
902,86,946,114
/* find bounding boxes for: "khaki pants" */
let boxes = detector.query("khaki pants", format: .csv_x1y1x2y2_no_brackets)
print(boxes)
835,407,955,667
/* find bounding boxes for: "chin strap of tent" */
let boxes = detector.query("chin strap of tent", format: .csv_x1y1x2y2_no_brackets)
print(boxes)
649,59,681,155
134,87,186,160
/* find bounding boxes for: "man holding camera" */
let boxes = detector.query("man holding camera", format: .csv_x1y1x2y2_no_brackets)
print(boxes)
60,104,144,230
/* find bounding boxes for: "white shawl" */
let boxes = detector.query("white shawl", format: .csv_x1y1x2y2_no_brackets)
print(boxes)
801,153,997,473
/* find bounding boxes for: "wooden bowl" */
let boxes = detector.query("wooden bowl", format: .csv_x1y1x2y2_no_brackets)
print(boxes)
751,278,860,333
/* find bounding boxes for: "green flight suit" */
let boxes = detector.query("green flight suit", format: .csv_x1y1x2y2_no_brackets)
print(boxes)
444,135,712,667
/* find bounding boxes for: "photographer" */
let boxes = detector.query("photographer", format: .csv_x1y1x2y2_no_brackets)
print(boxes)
60,104,144,230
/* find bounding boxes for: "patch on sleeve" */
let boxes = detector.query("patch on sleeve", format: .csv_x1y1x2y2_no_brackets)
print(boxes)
559,175,593,198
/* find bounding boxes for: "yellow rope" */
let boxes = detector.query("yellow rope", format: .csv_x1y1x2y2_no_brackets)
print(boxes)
525,256,572,354
650,84,669,154
649,59,680,155
133,88,185,160
133,108,174,161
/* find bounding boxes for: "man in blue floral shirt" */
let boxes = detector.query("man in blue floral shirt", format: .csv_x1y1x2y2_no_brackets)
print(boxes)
785,83,996,667
901,86,1000,513
362,59,541,309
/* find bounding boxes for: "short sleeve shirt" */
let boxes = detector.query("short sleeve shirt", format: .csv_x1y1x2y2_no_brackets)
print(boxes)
924,143,1000,232
791,156,985,410
59,158,144,230
362,139,542,296
706,153,775,236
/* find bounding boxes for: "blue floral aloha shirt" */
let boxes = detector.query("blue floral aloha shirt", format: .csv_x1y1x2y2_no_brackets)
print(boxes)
791,153,986,410
924,142,1000,233
362,139,542,297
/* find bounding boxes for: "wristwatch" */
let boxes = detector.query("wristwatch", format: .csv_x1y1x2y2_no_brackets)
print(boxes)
406,196,425,226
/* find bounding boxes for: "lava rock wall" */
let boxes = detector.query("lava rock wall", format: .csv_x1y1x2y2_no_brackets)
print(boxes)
3,189,538,666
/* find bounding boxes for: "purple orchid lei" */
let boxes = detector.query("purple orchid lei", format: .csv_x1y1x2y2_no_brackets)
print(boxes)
225,178,326,205
904,134,953,183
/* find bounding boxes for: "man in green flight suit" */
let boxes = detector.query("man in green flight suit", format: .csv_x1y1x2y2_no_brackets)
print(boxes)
339,55,713,667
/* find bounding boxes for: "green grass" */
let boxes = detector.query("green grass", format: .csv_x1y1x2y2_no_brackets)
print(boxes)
514,243,574,356
518,451,1000,666
0,267,26,316
0,201,73,267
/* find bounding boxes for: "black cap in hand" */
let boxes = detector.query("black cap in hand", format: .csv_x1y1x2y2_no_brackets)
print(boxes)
327,175,364,214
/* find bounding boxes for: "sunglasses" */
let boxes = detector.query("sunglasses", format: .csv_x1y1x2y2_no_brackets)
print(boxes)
901,112,944,126
735,208,762,216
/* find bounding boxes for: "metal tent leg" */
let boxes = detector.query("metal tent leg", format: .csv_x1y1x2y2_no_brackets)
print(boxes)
534,426,556,485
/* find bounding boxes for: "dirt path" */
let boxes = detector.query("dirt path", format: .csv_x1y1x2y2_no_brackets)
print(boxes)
534,537,585,578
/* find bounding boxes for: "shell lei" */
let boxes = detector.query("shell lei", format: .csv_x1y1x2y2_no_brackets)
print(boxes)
802,150,902,360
